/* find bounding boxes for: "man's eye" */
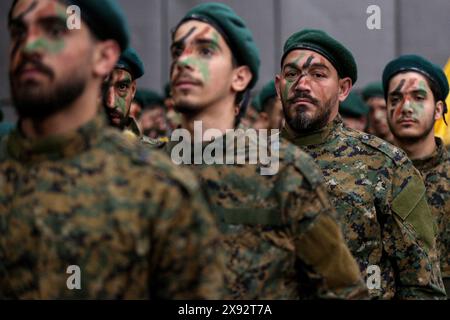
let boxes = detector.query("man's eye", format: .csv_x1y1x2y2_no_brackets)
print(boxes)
285,70,298,78
172,47,183,58
46,23,66,38
390,97,400,105
199,47,213,56
312,72,326,79
415,95,425,101
118,84,128,91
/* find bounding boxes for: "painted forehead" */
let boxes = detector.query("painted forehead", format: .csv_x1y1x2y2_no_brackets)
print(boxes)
388,72,431,93
173,20,225,46
283,49,333,69
111,69,133,82
11,0,66,22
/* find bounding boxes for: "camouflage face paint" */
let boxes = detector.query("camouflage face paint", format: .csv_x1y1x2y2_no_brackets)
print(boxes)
390,79,405,118
24,37,65,54
176,27,197,48
116,95,128,115
211,31,220,51
282,52,306,103
179,57,210,82
13,0,38,22
115,73,133,115
172,26,215,83
10,0,38,60
391,78,425,120
303,55,314,69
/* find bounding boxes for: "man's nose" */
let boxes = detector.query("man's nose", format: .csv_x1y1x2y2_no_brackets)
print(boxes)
295,74,311,92
105,88,115,108
401,100,414,115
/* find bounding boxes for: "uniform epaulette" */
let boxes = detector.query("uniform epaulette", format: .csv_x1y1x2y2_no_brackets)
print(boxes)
341,127,408,166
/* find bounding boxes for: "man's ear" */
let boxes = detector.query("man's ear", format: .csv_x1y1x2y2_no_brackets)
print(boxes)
231,65,252,93
435,101,444,121
338,77,353,102
92,40,121,78
275,74,282,100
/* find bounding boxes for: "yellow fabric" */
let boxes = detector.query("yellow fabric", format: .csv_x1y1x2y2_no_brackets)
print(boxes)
434,58,450,145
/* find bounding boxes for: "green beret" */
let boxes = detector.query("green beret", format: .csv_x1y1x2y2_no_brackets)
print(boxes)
176,2,260,89
116,47,145,80
134,89,164,109
362,82,384,101
251,95,262,113
282,29,357,84
339,91,369,118
258,80,277,110
382,54,449,104
67,0,130,51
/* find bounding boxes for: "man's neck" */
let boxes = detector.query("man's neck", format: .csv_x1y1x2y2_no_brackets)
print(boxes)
394,132,437,160
21,82,100,139
181,98,236,141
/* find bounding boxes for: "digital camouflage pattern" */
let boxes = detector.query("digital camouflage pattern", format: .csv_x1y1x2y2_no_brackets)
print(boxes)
0,115,225,299
412,138,450,295
162,129,368,299
282,116,446,299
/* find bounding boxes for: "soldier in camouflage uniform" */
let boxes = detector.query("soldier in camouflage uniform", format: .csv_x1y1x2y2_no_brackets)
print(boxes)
277,29,446,299
165,3,368,299
104,47,144,138
383,55,450,295
0,0,224,299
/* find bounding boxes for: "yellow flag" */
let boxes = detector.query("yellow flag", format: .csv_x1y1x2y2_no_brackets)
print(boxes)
434,57,450,145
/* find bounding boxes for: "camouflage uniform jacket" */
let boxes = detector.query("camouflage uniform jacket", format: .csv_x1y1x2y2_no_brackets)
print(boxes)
281,116,446,299
164,128,368,300
0,115,224,299
412,137,450,294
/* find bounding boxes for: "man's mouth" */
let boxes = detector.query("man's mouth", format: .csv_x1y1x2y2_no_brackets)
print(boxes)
173,75,202,89
397,118,417,125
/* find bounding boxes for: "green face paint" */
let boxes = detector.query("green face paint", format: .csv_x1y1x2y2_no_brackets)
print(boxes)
409,101,425,120
211,32,220,51
282,52,306,103
115,95,128,115
181,57,210,82
24,37,65,54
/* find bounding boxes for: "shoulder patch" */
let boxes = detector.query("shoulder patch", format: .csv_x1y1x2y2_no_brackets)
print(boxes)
342,127,408,166
392,174,435,251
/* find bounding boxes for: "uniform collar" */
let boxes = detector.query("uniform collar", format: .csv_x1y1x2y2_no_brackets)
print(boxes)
412,137,449,171
281,115,342,146
7,114,106,163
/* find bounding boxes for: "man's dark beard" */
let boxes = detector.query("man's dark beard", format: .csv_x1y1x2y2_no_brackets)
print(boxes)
173,100,202,116
10,65,86,120
283,92,333,133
